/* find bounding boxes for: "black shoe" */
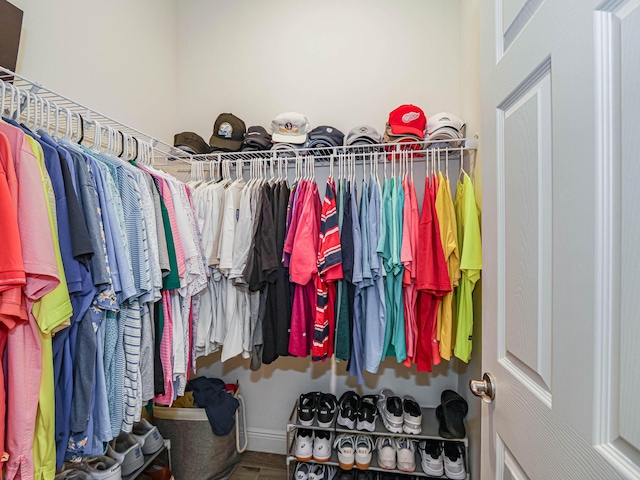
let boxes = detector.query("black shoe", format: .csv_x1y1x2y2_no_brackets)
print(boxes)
298,392,320,426
443,442,466,480
337,391,360,430
317,393,338,428
337,468,356,480
356,395,378,431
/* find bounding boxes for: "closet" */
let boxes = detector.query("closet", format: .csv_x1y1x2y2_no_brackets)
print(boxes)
3,0,487,478
5,1,635,478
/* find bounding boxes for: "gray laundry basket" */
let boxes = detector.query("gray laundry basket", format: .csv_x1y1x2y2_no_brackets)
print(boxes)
153,404,241,480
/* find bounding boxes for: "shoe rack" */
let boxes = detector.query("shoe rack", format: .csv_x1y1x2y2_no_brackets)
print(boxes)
285,400,470,479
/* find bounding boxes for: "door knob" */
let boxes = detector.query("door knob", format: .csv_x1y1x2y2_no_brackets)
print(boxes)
469,372,495,403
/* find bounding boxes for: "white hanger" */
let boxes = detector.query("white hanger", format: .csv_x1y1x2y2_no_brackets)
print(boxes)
62,108,74,143
0,81,6,117
445,148,449,179
90,120,101,152
410,150,414,181
458,145,466,183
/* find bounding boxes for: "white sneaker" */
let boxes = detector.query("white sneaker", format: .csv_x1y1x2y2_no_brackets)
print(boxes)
131,418,164,454
375,437,397,470
376,389,403,434
419,440,444,477
295,462,311,480
354,435,374,470
402,395,422,435
333,434,355,470
443,442,466,480
107,433,144,477
313,430,333,462
68,456,122,480
55,471,92,480
295,429,314,461
396,438,416,472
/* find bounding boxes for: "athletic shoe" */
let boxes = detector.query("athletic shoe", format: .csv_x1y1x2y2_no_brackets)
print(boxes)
337,392,360,430
356,395,378,432
333,434,356,470
295,429,315,461
107,432,144,476
375,472,397,480
396,438,416,472
402,396,422,435
131,418,164,454
313,430,334,462
69,456,122,480
295,462,311,480
418,440,444,477
375,437,397,470
299,392,320,426
354,435,374,470
309,464,338,480
376,389,403,434
356,471,375,480
55,471,92,480
443,442,466,480
336,468,356,480
317,393,338,428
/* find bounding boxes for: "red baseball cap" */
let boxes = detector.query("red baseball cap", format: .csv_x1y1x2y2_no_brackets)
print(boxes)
387,104,426,139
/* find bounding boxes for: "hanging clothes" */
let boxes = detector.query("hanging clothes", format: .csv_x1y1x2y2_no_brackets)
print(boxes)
453,172,482,363
435,171,460,361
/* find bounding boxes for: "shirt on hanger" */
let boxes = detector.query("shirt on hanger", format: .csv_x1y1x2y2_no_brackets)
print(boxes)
435,171,460,361
454,173,482,363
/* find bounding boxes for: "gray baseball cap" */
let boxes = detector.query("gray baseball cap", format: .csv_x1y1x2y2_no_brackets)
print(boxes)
345,125,382,146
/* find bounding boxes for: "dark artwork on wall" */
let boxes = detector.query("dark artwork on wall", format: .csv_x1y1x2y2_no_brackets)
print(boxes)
0,0,23,76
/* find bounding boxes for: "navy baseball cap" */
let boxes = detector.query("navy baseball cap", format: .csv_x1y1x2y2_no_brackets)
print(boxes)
307,125,345,149
242,125,272,151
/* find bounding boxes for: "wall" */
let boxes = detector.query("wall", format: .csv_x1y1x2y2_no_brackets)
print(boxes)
177,0,468,454
455,1,482,479
175,0,461,141
10,0,178,143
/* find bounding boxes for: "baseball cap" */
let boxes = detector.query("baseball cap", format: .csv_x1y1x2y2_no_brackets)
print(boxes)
426,112,465,135
307,125,345,149
173,132,210,155
383,124,423,145
345,125,382,146
270,112,310,144
242,126,272,151
209,113,246,152
387,104,426,139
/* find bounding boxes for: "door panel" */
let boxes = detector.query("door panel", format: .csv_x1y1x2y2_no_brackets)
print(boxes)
500,0,544,53
498,436,530,480
481,0,640,477
500,72,552,397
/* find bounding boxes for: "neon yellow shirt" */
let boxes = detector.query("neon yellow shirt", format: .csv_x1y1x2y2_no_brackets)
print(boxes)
435,172,460,361
454,173,482,363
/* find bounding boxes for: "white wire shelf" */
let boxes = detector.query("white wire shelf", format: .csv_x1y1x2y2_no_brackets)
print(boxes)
0,66,181,163
0,66,478,167
168,137,478,165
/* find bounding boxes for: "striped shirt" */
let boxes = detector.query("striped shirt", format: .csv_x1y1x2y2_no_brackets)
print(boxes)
313,179,343,361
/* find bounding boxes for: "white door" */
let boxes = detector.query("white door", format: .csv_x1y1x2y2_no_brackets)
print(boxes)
480,0,640,478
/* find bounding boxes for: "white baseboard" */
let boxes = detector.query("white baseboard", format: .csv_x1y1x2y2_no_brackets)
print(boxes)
246,427,288,454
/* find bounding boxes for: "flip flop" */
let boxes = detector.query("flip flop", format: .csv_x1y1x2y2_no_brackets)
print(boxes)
436,404,455,439
440,390,468,439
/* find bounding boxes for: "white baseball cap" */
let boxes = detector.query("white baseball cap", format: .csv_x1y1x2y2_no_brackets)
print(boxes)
270,112,310,144
426,112,465,136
